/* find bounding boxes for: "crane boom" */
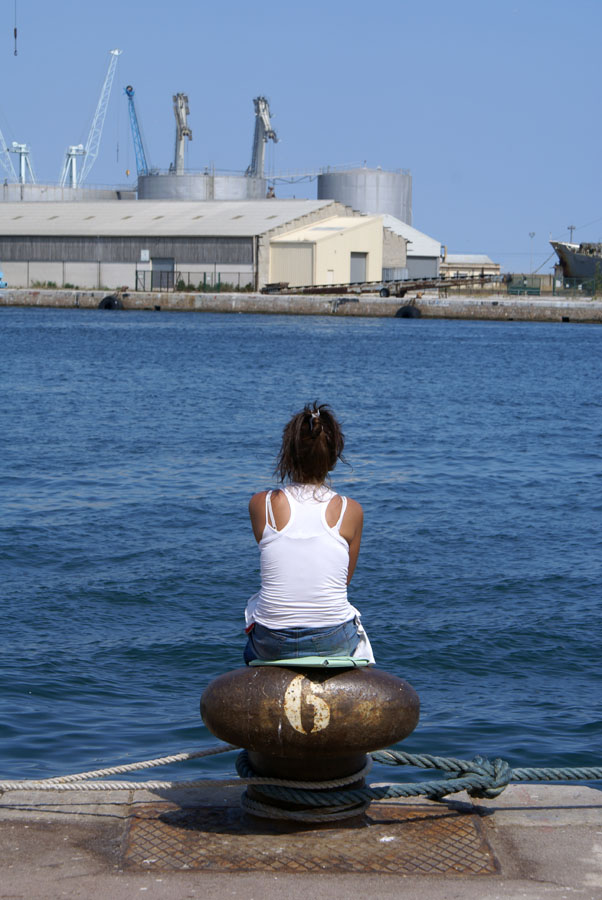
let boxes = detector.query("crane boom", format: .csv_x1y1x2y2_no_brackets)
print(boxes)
125,85,149,177
172,93,192,175
60,49,122,187
246,97,277,179
0,127,17,181
79,49,122,184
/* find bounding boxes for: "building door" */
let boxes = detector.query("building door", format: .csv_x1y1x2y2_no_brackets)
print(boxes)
151,257,175,290
270,244,314,287
350,252,367,283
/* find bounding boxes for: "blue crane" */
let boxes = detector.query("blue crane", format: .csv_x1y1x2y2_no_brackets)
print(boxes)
125,85,149,177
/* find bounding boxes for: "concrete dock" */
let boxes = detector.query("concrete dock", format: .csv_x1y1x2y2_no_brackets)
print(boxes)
1,782,601,898
1,287,602,323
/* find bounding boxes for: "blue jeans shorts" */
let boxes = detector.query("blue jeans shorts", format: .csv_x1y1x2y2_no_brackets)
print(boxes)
244,618,360,664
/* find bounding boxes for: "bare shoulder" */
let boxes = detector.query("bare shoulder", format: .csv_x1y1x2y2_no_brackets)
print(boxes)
249,491,268,513
345,497,364,520
249,491,268,543
338,495,363,545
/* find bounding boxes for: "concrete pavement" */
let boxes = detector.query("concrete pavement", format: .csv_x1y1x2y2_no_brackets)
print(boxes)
1,782,602,899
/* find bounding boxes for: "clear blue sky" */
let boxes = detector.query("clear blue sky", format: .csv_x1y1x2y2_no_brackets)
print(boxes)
1,0,601,272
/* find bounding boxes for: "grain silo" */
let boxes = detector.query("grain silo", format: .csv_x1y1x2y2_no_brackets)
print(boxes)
136,172,266,200
137,95,276,201
317,167,412,225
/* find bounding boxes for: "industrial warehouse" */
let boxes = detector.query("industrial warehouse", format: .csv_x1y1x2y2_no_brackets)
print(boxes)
0,48,463,293
0,200,414,291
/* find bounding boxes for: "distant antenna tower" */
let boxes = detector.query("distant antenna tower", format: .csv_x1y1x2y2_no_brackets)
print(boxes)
60,48,122,188
10,142,35,183
246,97,277,179
172,93,192,175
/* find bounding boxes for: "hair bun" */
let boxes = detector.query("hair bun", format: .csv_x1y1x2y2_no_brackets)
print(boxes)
275,402,345,483
309,410,323,438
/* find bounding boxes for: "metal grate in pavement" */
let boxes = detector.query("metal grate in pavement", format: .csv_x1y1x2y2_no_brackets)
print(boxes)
123,802,498,875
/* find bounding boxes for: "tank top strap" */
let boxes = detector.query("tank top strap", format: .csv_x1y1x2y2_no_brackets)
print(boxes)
334,495,347,530
265,490,276,530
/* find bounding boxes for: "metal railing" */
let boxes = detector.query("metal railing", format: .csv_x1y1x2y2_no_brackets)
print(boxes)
552,275,601,296
506,274,541,296
135,270,254,292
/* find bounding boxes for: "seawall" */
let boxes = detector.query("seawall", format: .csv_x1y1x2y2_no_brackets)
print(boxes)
2,288,602,323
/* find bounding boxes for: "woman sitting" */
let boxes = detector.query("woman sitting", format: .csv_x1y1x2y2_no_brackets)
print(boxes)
244,402,374,664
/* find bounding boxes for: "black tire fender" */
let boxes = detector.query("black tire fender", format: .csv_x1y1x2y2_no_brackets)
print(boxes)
98,295,123,310
395,305,422,318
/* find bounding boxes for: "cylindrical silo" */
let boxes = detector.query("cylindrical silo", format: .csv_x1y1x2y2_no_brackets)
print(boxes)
317,167,412,224
137,173,267,200
137,173,210,200
213,175,266,199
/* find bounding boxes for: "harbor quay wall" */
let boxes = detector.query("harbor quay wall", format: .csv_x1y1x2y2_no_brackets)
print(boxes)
1,288,602,323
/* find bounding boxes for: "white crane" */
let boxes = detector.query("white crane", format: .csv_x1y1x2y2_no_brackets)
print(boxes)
0,127,17,182
172,93,192,175
246,97,277,179
10,142,36,183
60,49,122,188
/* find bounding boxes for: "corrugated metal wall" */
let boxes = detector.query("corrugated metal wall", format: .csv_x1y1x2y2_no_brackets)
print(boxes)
406,256,440,279
270,244,313,286
350,252,367,283
0,235,253,264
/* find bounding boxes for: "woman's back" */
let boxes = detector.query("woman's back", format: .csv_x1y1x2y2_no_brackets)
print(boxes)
243,402,372,664
251,484,351,629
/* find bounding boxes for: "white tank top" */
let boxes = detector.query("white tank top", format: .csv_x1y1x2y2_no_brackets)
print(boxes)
246,483,358,629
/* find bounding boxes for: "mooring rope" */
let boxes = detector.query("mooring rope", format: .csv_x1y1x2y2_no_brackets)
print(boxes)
235,749,602,822
1,744,601,823
0,745,370,794
21,743,239,784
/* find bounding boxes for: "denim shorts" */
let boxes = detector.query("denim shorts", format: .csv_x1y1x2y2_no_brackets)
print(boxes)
244,618,360,664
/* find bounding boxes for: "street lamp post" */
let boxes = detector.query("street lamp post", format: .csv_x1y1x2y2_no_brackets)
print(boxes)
529,232,535,274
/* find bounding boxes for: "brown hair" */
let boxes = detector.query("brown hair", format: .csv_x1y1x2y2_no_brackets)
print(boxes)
275,402,345,484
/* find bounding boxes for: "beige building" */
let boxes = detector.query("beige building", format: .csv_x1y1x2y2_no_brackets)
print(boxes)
269,216,386,287
441,253,501,278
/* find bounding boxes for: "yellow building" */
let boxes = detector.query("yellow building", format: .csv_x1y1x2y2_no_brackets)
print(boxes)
269,216,384,287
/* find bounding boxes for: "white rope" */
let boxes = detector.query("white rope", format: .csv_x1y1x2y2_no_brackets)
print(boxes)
28,743,238,783
0,748,371,794
0,779,237,792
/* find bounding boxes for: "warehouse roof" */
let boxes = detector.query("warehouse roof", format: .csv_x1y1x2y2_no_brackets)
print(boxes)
271,215,380,243
444,253,496,265
381,215,441,258
0,200,340,237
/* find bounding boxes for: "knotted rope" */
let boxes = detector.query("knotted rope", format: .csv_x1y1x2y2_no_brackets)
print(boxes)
2,744,601,823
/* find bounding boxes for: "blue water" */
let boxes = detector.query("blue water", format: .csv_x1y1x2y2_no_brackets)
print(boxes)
1,307,601,784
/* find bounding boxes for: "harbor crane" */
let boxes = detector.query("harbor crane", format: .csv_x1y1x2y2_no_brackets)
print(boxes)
10,142,35,183
0,127,17,182
246,97,277,179
60,48,122,188
172,93,192,175
125,85,149,177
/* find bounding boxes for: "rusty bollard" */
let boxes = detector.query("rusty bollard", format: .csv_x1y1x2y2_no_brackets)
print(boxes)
201,665,419,819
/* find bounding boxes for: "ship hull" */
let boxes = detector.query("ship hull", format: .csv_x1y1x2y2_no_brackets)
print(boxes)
551,241,602,279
